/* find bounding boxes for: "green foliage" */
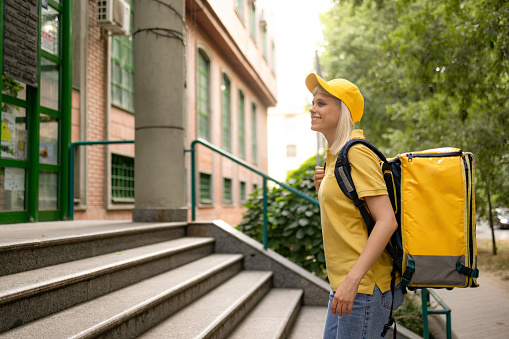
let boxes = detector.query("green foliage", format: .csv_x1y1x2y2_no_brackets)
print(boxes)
394,292,424,336
320,0,509,221
237,156,327,280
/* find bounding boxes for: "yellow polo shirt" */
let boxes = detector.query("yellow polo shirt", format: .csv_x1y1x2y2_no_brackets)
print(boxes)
318,130,395,294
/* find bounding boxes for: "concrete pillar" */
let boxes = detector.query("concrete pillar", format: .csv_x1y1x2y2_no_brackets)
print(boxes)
132,0,187,222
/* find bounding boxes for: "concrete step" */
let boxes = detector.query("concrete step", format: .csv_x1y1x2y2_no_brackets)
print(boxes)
0,236,215,332
0,221,187,276
0,253,243,339
228,288,303,339
139,270,273,339
288,306,328,339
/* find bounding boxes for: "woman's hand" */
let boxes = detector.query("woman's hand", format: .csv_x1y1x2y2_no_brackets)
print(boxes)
331,195,398,316
331,275,360,316
314,166,325,191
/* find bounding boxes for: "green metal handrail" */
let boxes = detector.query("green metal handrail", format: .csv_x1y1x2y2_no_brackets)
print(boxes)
421,288,452,339
68,140,135,219
187,138,319,249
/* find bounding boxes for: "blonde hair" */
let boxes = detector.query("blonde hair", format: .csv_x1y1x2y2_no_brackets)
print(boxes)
312,85,354,155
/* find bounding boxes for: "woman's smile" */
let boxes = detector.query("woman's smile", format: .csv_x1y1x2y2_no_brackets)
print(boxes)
309,93,341,141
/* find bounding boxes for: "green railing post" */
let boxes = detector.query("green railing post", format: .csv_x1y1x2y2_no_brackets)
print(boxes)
189,145,196,221
422,288,430,339
446,309,452,339
69,143,75,219
421,288,452,339
68,140,135,220
263,178,268,249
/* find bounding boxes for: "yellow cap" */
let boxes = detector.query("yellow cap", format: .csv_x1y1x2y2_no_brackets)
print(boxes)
305,73,364,123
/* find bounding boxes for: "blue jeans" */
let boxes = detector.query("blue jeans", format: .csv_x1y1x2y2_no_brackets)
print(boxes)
323,284,404,339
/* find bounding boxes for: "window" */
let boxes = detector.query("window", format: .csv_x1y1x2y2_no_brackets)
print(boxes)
111,0,134,111
249,2,257,40
287,144,297,157
262,26,268,61
199,173,212,203
253,183,258,194
221,74,231,151
251,102,257,164
238,91,246,158
271,40,276,74
235,0,245,18
111,154,135,202
240,181,247,203
223,178,233,204
197,50,211,140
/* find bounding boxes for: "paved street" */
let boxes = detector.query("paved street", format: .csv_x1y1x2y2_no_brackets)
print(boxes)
476,220,509,240
433,272,509,339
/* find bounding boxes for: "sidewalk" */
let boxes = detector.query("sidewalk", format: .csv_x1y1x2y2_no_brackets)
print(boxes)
432,271,509,338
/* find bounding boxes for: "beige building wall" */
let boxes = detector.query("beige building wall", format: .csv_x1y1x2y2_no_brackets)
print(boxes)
70,0,277,226
186,0,276,226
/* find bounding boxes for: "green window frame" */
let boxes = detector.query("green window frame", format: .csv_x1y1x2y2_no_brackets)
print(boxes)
223,177,232,204
235,0,245,18
240,181,246,203
262,26,268,61
111,0,134,112
271,40,276,74
199,172,212,204
111,154,135,202
221,74,231,151
249,2,257,41
197,50,211,141
238,90,245,158
1,0,73,223
251,102,257,164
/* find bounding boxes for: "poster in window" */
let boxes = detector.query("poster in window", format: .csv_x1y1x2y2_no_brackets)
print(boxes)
4,167,25,191
39,142,56,164
1,112,16,159
16,129,27,161
41,30,54,54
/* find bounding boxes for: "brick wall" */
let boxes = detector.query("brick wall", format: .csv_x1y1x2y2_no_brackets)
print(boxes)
73,1,272,225
74,1,130,220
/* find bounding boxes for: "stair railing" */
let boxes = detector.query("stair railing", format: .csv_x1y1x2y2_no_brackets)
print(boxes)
421,288,452,339
187,138,319,249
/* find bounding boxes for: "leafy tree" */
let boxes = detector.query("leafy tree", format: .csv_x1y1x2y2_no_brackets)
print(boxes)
237,156,327,279
321,0,509,254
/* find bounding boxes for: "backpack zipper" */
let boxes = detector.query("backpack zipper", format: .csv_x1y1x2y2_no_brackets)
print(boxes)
406,150,463,162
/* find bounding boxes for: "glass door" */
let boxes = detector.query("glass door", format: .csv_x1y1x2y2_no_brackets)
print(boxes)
0,0,72,224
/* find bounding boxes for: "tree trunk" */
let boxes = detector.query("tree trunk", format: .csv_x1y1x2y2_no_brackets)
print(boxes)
487,184,497,255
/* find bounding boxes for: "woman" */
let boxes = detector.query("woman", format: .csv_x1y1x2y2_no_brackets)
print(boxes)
306,73,403,338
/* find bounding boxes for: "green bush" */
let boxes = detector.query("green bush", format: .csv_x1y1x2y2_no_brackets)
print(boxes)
394,292,424,336
237,156,327,280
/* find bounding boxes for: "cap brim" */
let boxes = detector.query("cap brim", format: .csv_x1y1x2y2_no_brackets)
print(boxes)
305,73,336,97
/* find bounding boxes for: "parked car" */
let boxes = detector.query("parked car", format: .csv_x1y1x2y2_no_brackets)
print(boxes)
494,208,509,229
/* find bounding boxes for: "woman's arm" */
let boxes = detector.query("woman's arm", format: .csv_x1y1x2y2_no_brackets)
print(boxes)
330,194,398,316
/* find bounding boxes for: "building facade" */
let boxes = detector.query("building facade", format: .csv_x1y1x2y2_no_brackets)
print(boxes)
0,0,277,225
267,108,323,183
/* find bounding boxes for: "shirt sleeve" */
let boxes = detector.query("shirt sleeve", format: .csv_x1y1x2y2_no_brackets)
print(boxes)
348,144,388,199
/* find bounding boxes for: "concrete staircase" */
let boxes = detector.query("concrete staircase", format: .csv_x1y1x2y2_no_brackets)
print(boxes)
0,220,329,338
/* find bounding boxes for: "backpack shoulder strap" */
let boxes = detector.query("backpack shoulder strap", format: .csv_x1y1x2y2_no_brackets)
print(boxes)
333,138,388,224
333,139,400,262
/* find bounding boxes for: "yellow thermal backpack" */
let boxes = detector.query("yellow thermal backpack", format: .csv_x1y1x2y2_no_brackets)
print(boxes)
331,138,479,290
